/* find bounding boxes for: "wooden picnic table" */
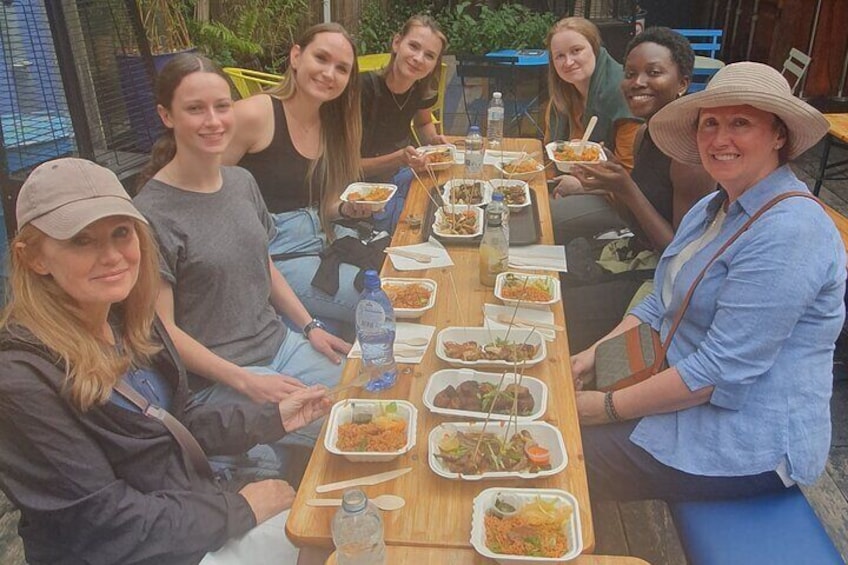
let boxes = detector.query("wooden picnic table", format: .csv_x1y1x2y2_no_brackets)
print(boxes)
287,137,594,555
326,548,649,564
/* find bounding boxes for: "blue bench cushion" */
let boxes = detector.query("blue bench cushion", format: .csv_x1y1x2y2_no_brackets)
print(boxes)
669,486,843,565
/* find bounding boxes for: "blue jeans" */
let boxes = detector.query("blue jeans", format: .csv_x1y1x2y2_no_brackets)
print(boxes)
372,168,414,234
582,420,786,503
268,208,361,326
193,328,343,475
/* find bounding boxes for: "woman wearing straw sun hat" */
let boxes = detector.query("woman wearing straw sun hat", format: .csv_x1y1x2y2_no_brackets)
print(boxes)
570,62,846,502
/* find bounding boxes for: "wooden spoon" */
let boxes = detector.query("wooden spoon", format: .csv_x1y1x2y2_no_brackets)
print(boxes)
395,336,429,346
576,115,598,158
307,494,406,511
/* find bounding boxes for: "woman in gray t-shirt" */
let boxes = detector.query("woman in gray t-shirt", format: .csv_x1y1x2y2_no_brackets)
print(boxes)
134,54,350,447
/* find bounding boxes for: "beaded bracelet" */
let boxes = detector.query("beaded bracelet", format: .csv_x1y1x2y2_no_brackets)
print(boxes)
604,390,622,422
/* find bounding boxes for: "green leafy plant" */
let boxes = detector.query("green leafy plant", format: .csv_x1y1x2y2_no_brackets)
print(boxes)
357,0,435,55
190,0,310,72
441,2,556,55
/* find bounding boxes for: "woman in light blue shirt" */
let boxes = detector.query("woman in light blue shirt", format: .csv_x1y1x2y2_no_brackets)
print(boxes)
571,62,845,501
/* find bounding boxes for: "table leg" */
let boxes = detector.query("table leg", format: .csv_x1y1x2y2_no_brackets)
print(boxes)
815,134,833,196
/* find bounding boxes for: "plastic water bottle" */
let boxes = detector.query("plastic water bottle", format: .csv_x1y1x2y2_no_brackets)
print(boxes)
464,125,484,179
331,489,386,565
489,191,510,245
479,199,508,287
355,270,397,391
487,92,504,149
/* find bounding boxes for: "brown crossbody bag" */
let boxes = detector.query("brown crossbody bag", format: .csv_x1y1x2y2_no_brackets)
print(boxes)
594,191,819,391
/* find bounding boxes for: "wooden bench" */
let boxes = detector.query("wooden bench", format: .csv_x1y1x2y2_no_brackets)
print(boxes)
669,486,842,565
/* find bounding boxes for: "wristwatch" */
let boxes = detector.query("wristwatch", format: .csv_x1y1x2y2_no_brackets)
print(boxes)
303,318,326,338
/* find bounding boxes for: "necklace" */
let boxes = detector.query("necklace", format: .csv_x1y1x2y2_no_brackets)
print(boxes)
389,87,413,112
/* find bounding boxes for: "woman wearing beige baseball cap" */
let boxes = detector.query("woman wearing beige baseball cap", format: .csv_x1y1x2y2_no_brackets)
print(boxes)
570,62,846,502
0,158,329,563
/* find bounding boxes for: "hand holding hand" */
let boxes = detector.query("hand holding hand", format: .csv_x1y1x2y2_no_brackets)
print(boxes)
308,327,351,364
240,370,306,404
278,385,332,432
239,479,296,524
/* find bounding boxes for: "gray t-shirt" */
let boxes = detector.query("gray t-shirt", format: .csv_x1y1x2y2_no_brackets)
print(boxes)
134,166,286,368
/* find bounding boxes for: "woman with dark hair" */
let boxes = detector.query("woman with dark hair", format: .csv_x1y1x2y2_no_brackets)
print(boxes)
134,54,347,455
574,62,844,503
0,158,329,563
223,23,365,329
561,27,716,352
359,14,448,232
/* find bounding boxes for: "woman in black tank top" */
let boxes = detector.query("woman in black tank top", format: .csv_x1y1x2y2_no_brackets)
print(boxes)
223,23,366,329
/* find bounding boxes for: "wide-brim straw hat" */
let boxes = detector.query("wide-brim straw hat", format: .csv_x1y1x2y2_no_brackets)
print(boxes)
649,61,829,166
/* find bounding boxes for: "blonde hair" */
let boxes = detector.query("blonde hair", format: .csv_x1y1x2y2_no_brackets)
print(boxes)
266,23,362,237
382,14,447,101
1,220,161,411
546,17,602,129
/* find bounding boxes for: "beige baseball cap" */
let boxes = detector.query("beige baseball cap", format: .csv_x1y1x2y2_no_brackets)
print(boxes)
17,158,147,239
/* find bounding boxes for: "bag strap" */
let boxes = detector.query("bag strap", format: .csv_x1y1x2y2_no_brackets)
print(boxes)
112,379,214,479
653,191,820,371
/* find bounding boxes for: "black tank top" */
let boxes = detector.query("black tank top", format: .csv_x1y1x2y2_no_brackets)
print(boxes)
238,97,320,213
630,129,673,234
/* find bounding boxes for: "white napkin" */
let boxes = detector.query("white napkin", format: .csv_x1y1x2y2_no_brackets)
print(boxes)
348,323,436,364
509,245,567,272
387,237,454,271
484,150,526,165
483,303,555,341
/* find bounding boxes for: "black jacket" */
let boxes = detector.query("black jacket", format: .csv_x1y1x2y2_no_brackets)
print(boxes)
0,318,287,565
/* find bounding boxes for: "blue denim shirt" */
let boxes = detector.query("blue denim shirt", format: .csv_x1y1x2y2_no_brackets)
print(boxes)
629,165,846,484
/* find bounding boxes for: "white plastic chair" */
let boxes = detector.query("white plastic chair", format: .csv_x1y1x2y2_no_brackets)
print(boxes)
781,48,811,95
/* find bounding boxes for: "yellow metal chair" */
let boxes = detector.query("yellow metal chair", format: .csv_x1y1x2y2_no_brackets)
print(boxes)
412,61,448,144
357,53,391,72
222,67,283,98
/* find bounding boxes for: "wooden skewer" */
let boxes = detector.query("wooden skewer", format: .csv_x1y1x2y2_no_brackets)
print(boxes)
383,248,433,263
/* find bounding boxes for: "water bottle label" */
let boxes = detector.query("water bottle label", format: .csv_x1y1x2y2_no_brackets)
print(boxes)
357,300,386,330
488,108,504,120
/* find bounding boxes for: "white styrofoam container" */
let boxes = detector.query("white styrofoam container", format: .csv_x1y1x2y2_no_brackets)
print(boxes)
428,420,567,480
442,178,493,206
545,140,607,173
435,326,546,369
432,204,484,239
494,272,561,308
340,182,398,210
422,368,547,422
420,143,457,171
381,278,437,320
471,487,583,563
324,399,417,462
487,178,532,210
492,156,544,179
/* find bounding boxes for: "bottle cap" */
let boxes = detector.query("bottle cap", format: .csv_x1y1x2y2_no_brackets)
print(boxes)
493,92,502,99
341,489,368,513
468,125,481,135
492,192,504,202
362,269,381,290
